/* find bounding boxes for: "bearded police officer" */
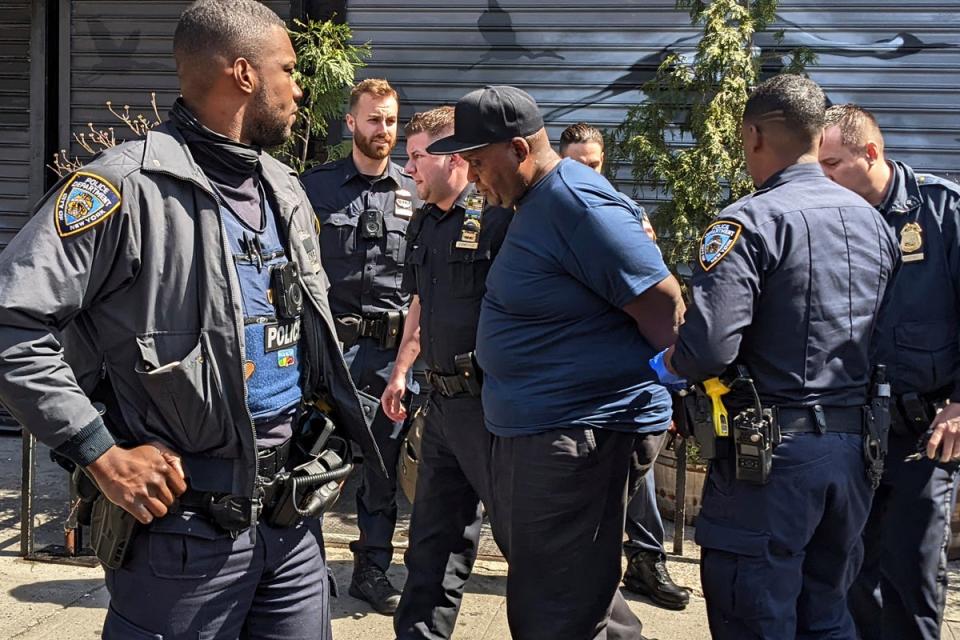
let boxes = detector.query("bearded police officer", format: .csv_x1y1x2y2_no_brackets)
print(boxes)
380,106,512,640
560,121,689,612
820,104,960,640
0,2,383,638
655,75,900,639
300,78,420,615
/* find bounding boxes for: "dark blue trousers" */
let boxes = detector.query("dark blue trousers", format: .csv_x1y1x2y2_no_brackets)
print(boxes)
697,432,872,640
625,467,666,557
394,393,493,640
625,432,668,560
848,432,959,640
344,338,405,571
102,514,330,639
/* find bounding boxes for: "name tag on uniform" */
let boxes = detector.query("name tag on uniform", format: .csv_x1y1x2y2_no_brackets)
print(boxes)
395,188,414,219
455,194,484,250
264,319,301,353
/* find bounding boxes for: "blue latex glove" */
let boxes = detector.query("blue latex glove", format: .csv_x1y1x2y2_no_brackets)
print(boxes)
649,349,688,391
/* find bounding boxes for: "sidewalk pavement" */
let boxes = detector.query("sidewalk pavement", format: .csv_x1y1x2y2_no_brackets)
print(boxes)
0,435,956,639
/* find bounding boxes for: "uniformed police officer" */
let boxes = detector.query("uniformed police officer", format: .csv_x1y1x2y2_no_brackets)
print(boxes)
300,78,420,614
560,121,689,612
380,106,512,640
820,104,960,640
655,75,900,638
0,2,382,638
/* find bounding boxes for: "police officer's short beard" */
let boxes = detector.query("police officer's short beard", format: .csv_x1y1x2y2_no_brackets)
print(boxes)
247,85,292,149
354,129,395,162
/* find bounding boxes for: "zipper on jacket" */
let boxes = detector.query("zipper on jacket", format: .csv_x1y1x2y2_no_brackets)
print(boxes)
147,169,259,500
215,200,260,499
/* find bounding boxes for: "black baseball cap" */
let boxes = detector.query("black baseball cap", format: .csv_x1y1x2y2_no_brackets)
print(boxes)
427,85,545,155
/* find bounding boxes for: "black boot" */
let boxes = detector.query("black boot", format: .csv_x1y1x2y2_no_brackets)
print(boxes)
349,553,402,615
623,551,689,610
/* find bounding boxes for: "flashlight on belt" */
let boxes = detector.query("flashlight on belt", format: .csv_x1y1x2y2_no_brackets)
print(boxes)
703,377,732,436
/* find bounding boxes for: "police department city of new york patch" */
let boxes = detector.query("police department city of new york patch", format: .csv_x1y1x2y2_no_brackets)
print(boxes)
55,172,122,238
698,220,742,271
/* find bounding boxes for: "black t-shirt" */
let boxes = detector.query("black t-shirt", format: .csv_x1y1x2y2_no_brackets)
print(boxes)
403,186,512,373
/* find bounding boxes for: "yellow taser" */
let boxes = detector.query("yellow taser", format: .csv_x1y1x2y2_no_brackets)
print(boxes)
702,377,732,436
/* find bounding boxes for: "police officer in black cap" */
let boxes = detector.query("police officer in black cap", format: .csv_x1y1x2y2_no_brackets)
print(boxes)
301,78,420,614
382,105,512,640
654,75,900,638
821,104,960,640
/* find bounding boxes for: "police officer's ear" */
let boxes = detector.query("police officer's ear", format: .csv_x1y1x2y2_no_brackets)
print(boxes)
742,123,763,154
864,140,881,165
231,57,257,96
448,153,466,171
345,109,357,135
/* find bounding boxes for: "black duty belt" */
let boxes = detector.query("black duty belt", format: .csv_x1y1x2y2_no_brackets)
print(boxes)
334,311,404,349
776,405,866,435
889,390,949,436
256,438,293,478
426,370,475,397
178,439,293,534
427,352,482,398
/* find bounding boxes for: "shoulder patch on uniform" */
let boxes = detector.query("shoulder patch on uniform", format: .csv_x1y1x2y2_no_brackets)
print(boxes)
55,172,121,238
698,220,742,271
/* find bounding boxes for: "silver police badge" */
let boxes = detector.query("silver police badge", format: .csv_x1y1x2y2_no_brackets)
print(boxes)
394,188,414,219
698,220,742,271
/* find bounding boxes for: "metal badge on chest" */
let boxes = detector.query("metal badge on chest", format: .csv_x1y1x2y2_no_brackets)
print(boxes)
455,194,485,250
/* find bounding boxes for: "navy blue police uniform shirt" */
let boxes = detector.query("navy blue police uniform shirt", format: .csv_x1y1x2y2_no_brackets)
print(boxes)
300,155,420,319
477,158,672,436
871,161,960,402
403,186,512,374
671,162,900,408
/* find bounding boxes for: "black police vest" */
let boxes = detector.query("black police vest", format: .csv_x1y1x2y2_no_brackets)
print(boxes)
220,194,302,423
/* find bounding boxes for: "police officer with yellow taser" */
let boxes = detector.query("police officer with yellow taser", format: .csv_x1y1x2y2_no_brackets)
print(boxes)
651,75,900,638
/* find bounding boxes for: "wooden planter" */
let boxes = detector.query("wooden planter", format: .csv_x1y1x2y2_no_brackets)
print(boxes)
653,446,706,526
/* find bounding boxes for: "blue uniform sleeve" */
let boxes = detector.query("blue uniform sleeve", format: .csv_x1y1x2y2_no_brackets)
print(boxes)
671,217,764,382
560,203,669,308
943,191,960,403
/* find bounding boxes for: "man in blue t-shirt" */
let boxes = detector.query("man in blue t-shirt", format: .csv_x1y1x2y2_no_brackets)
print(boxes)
561,121,690,613
428,86,684,640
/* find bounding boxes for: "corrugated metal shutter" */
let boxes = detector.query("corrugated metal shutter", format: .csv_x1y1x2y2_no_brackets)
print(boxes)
0,0,34,248
66,1,292,161
348,0,960,199
775,1,960,182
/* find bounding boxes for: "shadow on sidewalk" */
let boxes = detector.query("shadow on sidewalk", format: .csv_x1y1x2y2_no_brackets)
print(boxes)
326,557,508,622
8,579,104,606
